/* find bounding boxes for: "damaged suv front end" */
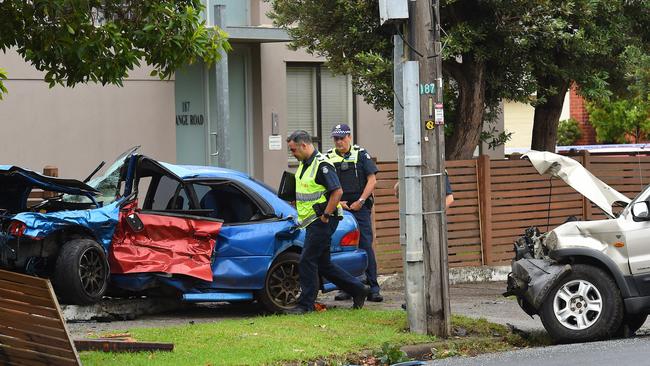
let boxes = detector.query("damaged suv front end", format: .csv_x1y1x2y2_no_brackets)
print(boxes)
503,151,650,343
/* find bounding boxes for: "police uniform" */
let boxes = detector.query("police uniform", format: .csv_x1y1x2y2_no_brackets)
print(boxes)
326,143,381,299
294,150,367,312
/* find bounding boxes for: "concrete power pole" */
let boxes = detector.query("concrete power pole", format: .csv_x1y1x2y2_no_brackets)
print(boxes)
407,0,451,336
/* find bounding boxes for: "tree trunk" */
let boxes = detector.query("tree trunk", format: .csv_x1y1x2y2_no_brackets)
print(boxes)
444,57,486,160
531,77,571,151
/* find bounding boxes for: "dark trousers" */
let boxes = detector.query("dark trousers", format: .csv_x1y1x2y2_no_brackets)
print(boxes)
353,207,380,294
298,218,365,310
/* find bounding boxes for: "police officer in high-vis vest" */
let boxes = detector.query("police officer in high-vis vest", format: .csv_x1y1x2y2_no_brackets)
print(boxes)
327,124,383,302
286,130,370,314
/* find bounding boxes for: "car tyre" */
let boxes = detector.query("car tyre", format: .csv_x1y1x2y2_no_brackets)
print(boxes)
53,238,109,305
539,264,623,343
615,313,648,338
258,252,301,313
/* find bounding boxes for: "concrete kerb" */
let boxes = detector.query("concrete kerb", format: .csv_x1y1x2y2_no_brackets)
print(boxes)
62,298,185,322
378,265,510,290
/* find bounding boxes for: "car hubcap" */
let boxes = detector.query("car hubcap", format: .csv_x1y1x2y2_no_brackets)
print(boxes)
78,248,106,296
553,279,602,330
268,261,300,308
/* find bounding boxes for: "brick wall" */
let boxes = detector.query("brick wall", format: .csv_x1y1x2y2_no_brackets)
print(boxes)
569,84,597,145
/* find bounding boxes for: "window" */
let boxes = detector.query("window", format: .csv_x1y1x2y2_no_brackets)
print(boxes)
151,176,189,211
193,182,263,224
286,64,354,159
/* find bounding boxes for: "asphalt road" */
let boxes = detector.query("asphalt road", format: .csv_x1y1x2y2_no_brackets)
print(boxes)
426,336,650,366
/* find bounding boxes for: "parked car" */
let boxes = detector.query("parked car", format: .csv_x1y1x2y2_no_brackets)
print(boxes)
0,147,367,312
504,150,650,343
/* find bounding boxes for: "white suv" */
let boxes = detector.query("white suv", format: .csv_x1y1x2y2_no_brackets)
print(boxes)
505,151,650,343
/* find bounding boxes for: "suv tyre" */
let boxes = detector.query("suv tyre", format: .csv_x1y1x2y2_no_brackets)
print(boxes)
539,264,623,343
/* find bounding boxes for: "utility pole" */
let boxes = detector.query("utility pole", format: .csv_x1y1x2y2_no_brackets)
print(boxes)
407,0,451,336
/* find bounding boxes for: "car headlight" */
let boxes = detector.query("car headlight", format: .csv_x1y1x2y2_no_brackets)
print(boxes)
544,231,558,250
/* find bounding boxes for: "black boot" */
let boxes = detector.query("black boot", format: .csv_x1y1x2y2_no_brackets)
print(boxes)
352,286,371,309
334,291,352,301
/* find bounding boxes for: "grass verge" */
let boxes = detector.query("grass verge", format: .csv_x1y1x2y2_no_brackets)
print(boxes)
79,310,550,365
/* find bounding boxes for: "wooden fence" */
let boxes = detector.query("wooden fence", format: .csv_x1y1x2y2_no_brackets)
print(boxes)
373,152,650,273
0,269,81,366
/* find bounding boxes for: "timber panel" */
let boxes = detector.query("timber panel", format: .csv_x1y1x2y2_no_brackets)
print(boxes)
372,153,650,272
372,160,482,273
0,270,80,366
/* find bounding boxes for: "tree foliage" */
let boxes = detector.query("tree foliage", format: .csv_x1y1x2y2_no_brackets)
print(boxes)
522,0,648,151
0,0,230,97
270,0,649,157
270,0,536,159
586,49,650,144
556,118,582,146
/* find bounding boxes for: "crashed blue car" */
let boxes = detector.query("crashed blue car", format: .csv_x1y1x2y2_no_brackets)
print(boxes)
0,147,367,312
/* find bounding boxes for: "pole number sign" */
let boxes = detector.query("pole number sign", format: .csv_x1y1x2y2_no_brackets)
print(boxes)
419,83,436,95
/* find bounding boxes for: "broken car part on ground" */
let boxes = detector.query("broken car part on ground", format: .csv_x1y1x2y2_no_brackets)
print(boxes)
0,147,368,313
505,150,650,343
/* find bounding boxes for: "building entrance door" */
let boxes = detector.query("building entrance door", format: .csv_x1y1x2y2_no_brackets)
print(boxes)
175,62,207,165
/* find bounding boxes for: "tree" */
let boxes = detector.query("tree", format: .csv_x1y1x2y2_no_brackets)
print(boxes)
524,0,649,151
0,1,230,98
587,48,650,143
270,0,537,160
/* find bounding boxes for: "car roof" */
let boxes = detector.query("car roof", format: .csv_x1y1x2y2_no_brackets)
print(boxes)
158,162,250,180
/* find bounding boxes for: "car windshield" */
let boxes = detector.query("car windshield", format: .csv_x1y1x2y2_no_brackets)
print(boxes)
63,146,139,205
622,184,650,217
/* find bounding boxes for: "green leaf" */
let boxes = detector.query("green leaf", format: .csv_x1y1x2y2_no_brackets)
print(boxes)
67,25,75,35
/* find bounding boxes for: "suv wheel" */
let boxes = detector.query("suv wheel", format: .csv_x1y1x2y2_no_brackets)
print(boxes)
258,252,301,313
540,264,623,343
53,238,109,305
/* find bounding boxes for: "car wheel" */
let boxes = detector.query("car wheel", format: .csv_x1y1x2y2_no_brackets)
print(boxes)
615,313,648,338
53,238,109,305
539,264,623,343
258,252,301,313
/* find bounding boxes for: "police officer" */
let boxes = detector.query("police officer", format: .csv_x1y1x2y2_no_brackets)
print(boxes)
286,130,370,314
326,124,383,303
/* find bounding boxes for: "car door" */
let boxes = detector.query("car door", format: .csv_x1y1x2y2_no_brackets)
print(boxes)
109,160,223,282
622,194,650,295
189,180,294,289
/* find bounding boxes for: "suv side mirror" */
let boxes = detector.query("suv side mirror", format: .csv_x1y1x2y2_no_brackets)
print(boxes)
631,201,650,221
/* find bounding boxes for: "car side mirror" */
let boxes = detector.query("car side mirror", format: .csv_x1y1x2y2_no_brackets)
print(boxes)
631,201,650,221
125,212,145,232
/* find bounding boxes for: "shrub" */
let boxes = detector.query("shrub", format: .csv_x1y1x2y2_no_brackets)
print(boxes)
557,118,582,146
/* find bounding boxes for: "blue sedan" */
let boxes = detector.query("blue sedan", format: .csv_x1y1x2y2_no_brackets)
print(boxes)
0,147,368,312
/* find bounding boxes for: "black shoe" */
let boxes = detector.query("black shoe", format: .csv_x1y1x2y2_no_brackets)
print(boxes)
285,306,311,315
352,286,371,309
401,303,407,310
367,292,384,302
334,291,352,301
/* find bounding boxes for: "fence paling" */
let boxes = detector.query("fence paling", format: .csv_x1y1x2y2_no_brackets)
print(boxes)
373,152,650,273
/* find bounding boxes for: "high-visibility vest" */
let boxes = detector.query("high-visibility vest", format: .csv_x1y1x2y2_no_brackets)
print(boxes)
295,153,341,226
326,145,366,202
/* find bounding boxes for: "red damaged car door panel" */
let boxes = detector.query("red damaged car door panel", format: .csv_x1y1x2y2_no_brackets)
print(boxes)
109,202,222,281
